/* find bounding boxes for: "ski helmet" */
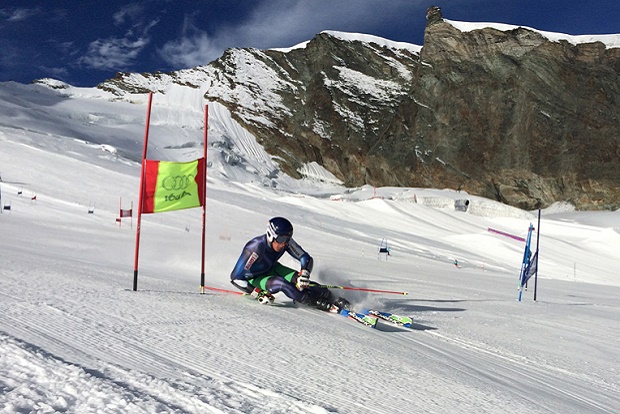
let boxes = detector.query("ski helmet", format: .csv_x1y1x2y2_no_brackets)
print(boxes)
266,217,293,244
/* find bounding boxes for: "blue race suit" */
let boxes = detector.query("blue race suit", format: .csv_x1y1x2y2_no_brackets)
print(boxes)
230,234,315,301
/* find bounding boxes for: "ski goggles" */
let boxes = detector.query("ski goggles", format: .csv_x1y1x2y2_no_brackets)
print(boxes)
274,234,291,244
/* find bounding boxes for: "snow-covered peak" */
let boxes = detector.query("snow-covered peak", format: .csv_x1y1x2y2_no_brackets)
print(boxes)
321,30,423,54
446,19,620,49
271,30,422,54
32,78,70,89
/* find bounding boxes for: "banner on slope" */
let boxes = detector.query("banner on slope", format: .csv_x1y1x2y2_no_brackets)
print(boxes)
141,158,206,214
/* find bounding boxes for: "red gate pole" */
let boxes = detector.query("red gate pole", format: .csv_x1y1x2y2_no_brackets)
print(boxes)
133,92,153,291
200,104,209,292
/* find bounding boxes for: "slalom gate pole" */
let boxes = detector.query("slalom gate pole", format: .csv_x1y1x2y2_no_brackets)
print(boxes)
201,284,407,296
200,104,209,293
133,92,153,291
310,284,407,295
534,209,541,301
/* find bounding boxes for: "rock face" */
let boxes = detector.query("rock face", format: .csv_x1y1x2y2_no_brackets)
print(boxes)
99,7,620,210
417,7,620,210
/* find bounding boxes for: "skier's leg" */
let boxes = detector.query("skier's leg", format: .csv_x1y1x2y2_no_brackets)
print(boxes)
256,264,349,311
251,268,305,302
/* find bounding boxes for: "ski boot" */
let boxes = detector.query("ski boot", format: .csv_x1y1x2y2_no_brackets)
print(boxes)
333,297,351,312
315,296,350,313
250,288,275,304
302,289,334,312
315,298,338,312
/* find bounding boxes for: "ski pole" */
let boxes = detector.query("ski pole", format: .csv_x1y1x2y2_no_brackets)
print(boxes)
200,285,244,295
309,284,407,295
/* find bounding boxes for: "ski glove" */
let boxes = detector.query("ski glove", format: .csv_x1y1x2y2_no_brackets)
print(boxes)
296,269,310,291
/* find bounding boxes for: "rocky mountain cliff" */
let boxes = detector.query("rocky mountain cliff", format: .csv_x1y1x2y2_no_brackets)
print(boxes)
99,6,620,210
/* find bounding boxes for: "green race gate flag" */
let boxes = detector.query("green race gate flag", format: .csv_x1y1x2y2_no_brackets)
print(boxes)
142,158,205,214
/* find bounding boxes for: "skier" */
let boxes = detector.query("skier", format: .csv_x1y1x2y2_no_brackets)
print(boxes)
230,216,349,312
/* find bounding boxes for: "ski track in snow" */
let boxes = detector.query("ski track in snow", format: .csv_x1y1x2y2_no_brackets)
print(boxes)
2,252,619,413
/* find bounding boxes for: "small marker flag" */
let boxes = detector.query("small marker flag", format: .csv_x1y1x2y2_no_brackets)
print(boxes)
142,158,205,214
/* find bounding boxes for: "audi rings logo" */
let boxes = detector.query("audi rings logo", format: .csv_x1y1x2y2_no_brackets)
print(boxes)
162,174,194,191
161,173,195,203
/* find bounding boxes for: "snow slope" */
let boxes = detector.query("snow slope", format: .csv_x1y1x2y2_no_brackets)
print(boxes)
1,82,619,413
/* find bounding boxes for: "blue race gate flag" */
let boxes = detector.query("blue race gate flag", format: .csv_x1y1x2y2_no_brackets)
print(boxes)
518,223,534,301
522,251,538,287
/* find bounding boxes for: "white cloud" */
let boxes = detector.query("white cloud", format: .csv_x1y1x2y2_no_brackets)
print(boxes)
77,2,161,71
158,32,214,69
79,37,150,70
38,65,69,79
158,14,214,68
1,7,41,22
112,3,145,26
157,0,428,68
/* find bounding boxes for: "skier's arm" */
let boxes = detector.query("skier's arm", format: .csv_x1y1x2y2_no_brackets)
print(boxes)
300,253,313,272
287,239,313,272
230,247,259,281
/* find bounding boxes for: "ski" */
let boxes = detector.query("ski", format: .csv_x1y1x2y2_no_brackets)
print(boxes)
340,309,378,328
238,289,378,328
337,308,412,329
363,309,413,328
212,285,402,329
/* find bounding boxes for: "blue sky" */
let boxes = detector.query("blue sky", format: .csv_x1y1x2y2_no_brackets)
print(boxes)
1,0,618,87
